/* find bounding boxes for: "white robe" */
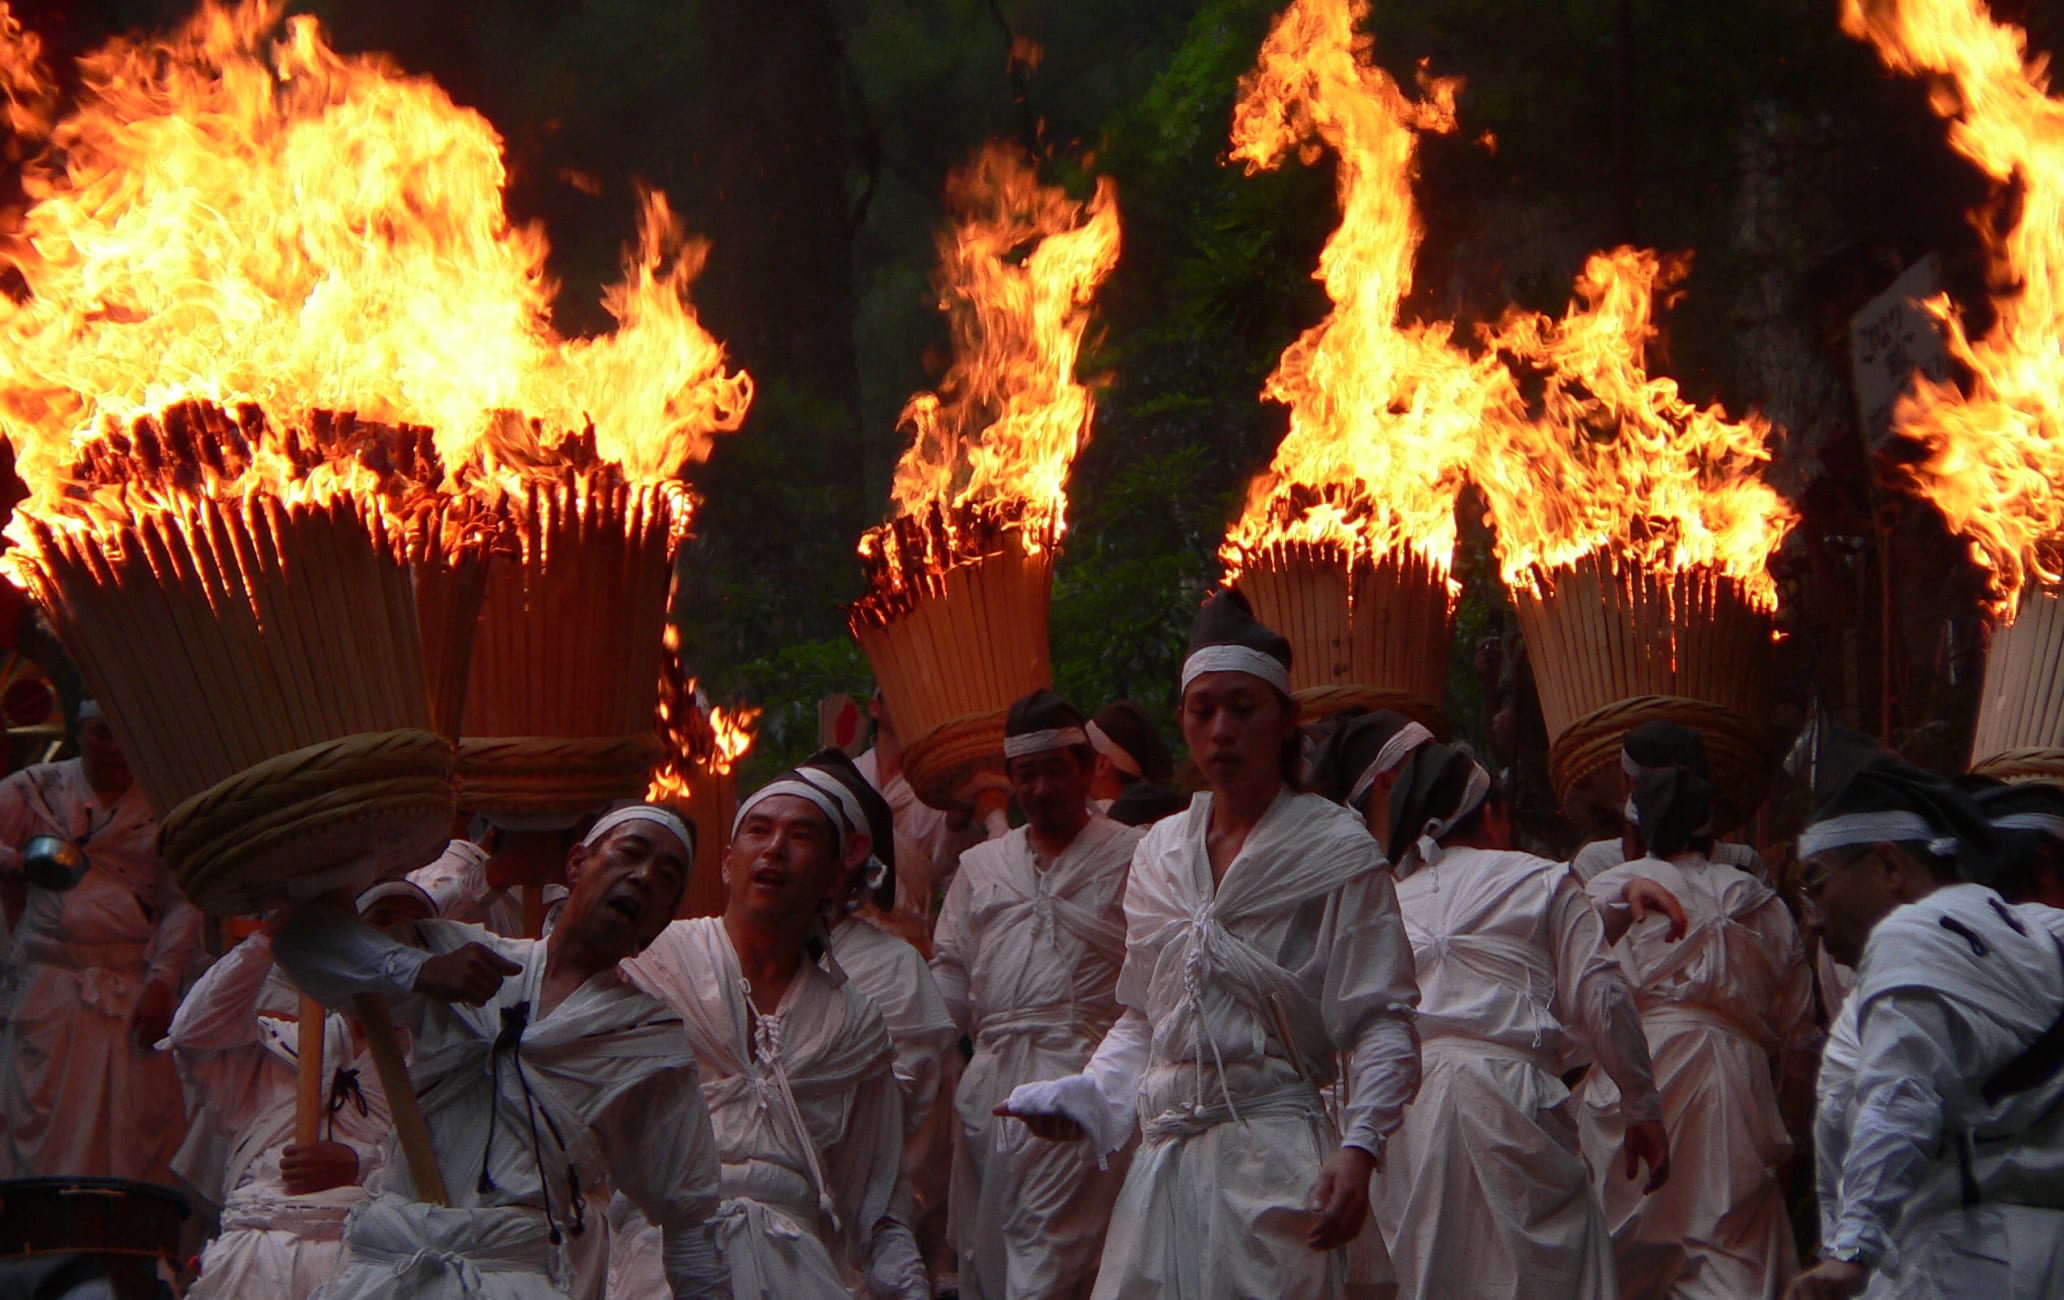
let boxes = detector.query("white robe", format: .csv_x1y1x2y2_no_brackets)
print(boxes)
168,933,392,1300
1581,853,1817,1299
1813,886,2064,1299
273,913,726,1299
1377,847,1661,1300
612,917,927,1300
1010,789,1420,1300
1572,836,1771,886
932,815,1140,1300
0,758,201,1180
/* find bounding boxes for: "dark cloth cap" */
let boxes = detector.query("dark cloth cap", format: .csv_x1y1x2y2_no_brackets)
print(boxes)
1631,766,1713,859
1803,758,1999,884
1385,742,1480,864
1006,689,1089,739
1107,782,1190,827
1623,720,1709,779
1973,780,2064,824
801,746,897,909
1091,700,1173,785
1184,590,1293,677
1310,709,1424,812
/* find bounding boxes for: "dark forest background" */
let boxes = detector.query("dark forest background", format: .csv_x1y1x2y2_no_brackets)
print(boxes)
11,0,2064,808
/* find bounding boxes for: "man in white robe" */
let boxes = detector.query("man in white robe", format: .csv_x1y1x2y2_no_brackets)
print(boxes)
1581,768,1816,1299
169,882,433,1300
0,703,201,1181
1790,761,2064,1300
610,753,929,1300
1008,591,1420,1300
276,805,728,1299
1570,722,1770,887
1375,743,1669,1300
932,689,1142,1300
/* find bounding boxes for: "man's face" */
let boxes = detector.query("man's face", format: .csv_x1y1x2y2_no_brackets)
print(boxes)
562,823,690,960
1801,845,1901,967
78,718,131,793
1180,673,1296,797
1009,748,1094,838
725,795,860,928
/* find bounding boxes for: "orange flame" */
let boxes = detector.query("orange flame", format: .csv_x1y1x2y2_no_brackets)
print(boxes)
1221,0,1516,579
0,0,750,574
650,624,759,802
1842,0,2064,617
1475,247,1793,608
859,141,1118,592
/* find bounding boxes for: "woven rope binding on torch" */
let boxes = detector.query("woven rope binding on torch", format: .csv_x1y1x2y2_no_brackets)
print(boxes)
1549,694,1772,832
1291,684,1447,733
455,734,664,816
162,728,457,912
1969,748,2064,787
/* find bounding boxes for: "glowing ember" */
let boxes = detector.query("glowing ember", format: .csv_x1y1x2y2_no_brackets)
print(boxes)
1475,247,1793,610
853,141,1118,615
650,624,759,803
0,0,750,574
1842,0,2064,617
1220,0,1515,581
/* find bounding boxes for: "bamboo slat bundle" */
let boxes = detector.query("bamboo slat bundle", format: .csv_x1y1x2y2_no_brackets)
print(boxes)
849,505,1056,811
676,763,735,918
1510,551,1775,829
452,477,678,815
1970,585,2064,783
1231,540,1452,729
16,461,454,911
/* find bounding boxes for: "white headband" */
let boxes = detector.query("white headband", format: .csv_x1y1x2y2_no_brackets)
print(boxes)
733,773,866,849
1004,727,1089,760
1797,811,1956,860
77,699,103,720
1181,644,1292,696
1992,812,2064,844
354,878,437,916
585,805,697,863
1347,721,1434,809
1407,763,1492,872
1084,721,1141,776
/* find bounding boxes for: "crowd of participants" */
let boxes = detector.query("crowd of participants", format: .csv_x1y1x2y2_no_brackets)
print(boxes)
0,590,2059,1298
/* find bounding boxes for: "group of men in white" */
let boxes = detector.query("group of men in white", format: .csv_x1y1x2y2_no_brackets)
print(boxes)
0,588,2060,1299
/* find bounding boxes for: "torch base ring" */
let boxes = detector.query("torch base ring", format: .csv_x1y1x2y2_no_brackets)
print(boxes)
1549,694,1772,833
456,734,665,817
162,728,457,914
901,710,1011,814
1968,748,2064,786
1291,685,1447,733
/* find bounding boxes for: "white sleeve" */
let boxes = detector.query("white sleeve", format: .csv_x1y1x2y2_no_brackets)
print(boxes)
597,1057,728,1298
273,907,432,1007
408,840,506,925
929,866,976,1037
166,932,275,1052
1323,867,1421,1159
1005,1006,1149,1158
1550,874,1661,1125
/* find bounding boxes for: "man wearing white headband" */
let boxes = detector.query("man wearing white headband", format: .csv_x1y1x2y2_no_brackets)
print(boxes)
170,883,434,1299
1578,766,1817,1298
1976,780,2064,910
1309,707,1435,838
1792,761,2064,1300
0,697,201,1185
276,802,729,1299
1005,590,1421,1299
611,753,929,1300
930,689,1142,1299
1571,719,1773,887
1376,742,1666,1300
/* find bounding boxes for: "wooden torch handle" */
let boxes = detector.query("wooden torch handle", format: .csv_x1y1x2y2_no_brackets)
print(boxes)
352,992,450,1207
295,994,326,1146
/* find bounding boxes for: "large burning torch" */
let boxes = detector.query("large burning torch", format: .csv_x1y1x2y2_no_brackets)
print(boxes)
1842,0,2064,783
1218,0,1516,731
847,143,1119,816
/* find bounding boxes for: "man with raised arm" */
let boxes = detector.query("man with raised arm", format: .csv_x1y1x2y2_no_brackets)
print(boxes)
933,689,1142,1299
275,805,728,1299
608,751,928,1300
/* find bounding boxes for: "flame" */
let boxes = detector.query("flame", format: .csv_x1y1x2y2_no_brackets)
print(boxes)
0,0,750,575
1475,247,1793,608
1842,0,2064,616
855,141,1118,605
1220,0,1516,579
650,623,759,802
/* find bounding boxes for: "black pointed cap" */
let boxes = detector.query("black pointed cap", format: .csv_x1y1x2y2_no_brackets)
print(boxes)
1623,720,1709,779
1385,742,1479,864
1630,766,1713,858
1107,782,1189,827
801,746,896,908
1185,589,1293,676
1091,699,1173,784
1310,709,1423,812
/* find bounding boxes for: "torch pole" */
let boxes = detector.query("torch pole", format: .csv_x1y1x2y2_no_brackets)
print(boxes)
295,994,326,1146
353,991,449,1206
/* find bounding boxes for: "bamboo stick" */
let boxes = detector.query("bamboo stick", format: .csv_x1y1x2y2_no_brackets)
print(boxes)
353,993,448,1206
296,995,326,1147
